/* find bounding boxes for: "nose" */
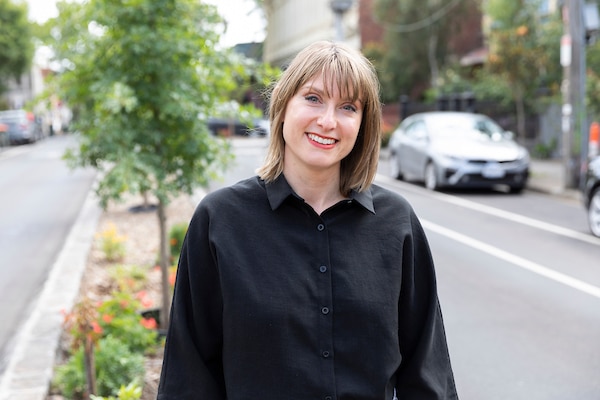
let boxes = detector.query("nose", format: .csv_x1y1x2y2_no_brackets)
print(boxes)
317,105,337,131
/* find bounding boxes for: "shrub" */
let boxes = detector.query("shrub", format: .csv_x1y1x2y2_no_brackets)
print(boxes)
96,291,158,354
53,335,145,399
109,265,148,293
98,222,126,262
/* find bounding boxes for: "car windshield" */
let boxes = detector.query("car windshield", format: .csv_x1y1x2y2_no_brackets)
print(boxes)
428,115,507,140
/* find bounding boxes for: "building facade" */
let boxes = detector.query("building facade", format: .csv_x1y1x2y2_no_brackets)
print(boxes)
263,0,361,67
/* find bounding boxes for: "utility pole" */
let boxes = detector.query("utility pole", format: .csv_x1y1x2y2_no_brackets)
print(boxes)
561,0,587,189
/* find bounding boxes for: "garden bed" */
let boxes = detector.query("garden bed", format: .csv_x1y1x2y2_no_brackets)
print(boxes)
46,194,195,400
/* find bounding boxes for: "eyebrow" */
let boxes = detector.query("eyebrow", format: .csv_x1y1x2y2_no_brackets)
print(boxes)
301,84,363,106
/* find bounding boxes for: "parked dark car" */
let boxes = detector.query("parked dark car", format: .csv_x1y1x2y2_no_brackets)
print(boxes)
388,111,530,192
583,155,600,237
207,117,269,137
0,109,44,144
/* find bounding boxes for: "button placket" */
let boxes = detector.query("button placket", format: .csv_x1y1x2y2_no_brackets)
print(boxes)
314,217,335,393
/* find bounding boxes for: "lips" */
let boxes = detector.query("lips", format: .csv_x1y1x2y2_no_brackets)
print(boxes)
307,133,337,145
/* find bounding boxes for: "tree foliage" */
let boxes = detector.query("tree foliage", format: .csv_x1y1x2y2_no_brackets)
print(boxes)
43,0,276,325
483,0,562,139
0,0,34,96
51,0,235,206
586,39,600,120
373,0,476,102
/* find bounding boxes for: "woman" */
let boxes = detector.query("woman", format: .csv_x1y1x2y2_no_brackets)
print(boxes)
158,41,458,400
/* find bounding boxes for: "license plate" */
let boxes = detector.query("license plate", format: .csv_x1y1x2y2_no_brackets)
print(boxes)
482,163,505,179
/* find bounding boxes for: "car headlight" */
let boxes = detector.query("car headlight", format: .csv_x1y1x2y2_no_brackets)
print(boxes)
516,148,530,163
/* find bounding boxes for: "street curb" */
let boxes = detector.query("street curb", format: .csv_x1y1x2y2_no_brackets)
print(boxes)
0,181,102,400
526,182,583,202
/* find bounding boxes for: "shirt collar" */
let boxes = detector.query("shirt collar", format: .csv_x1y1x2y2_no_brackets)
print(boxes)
264,175,375,214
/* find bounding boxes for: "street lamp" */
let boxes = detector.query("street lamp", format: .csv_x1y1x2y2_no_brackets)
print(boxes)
330,0,354,42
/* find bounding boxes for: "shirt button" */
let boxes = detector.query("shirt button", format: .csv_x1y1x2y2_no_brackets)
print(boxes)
322,350,330,358
319,265,327,273
317,223,325,231
325,396,333,400
321,306,330,315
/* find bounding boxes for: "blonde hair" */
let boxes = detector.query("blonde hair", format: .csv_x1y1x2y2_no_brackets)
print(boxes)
256,41,382,195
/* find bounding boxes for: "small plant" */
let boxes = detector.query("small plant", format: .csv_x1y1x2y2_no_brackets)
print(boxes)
532,137,558,159
91,382,142,400
53,335,145,399
168,222,188,262
98,222,127,262
96,290,158,354
109,265,148,293
61,297,104,397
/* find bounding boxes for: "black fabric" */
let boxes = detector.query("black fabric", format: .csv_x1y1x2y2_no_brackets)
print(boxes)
157,175,458,400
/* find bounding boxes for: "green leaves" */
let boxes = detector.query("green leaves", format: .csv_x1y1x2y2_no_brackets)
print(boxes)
0,0,34,93
48,0,260,208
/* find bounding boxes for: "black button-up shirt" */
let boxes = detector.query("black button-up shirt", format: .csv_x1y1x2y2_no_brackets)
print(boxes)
158,175,458,400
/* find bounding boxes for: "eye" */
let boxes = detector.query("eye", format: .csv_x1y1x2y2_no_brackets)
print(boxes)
343,104,358,112
304,95,320,103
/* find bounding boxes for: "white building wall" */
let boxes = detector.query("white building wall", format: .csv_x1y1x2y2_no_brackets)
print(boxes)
264,0,360,67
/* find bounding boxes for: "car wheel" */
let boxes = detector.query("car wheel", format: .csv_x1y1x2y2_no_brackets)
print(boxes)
424,162,438,191
389,152,402,180
588,187,600,237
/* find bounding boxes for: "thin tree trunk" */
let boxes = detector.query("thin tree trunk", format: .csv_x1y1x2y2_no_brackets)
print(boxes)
158,200,171,328
83,336,97,399
514,84,526,141
428,32,439,89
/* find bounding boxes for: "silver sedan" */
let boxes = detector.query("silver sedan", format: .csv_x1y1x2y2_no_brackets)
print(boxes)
388,111,530,193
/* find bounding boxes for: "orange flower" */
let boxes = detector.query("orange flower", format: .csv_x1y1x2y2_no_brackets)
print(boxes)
170,238,178,246
140,317,158,330
91,321,103,334
136,290,153,308
102,314,114,324
516,25,528,36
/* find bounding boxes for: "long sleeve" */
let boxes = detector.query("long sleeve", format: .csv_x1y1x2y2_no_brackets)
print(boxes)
395,210,458,399
157,203,226,400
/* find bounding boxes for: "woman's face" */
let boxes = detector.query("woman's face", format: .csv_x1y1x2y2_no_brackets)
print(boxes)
282,74,363,177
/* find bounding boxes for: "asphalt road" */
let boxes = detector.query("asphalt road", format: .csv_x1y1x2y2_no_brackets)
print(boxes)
0,135,96,367
222,137,600,399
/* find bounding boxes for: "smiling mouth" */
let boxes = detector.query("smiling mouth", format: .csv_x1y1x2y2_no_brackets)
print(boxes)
307,133,337,145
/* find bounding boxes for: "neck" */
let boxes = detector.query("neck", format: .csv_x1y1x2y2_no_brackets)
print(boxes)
283,166,345,215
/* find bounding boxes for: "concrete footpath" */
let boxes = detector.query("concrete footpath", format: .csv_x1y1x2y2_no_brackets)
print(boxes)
0,158,579,400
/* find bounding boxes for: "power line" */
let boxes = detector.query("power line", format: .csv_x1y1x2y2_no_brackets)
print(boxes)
373,0,464,33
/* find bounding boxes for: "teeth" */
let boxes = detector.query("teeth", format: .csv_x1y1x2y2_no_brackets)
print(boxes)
308,133,336,145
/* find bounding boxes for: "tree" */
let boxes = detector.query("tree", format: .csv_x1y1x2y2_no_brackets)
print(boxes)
46,0,272,327
484,0,562,140
0,0,34,98
373,0,478,102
